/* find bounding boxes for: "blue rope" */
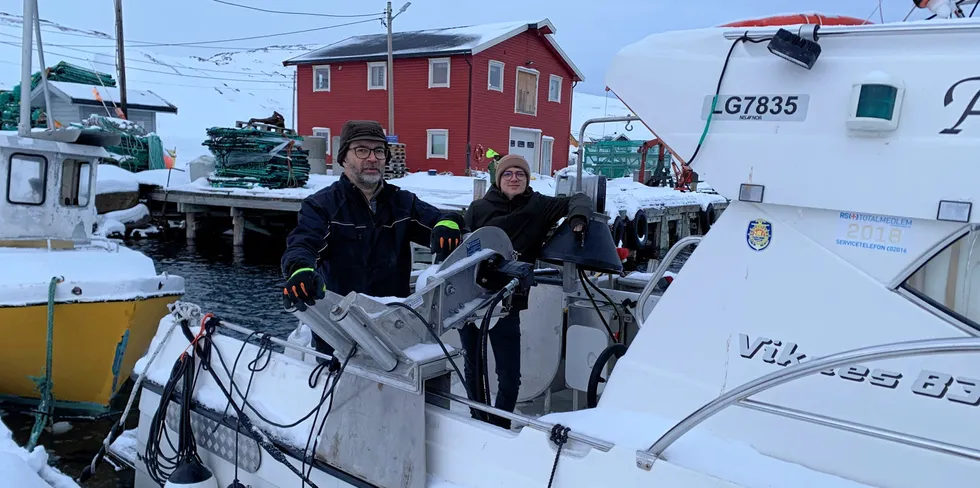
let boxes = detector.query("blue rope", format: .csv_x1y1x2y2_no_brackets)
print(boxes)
26,276,62,452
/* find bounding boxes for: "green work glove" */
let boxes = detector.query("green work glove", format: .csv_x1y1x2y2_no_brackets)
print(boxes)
282,267,325,312
430,215,465,263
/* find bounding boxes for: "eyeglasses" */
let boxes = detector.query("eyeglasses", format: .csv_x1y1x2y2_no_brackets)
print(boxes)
501,170,527,180
351,146,388,160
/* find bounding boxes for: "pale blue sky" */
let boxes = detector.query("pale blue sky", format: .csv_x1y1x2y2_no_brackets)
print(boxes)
1,0,934,95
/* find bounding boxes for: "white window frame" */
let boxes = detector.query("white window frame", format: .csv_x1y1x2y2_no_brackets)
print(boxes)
367,61,387,90
515,67,539,116
428,58,451,88
313,65,330,92
548,74,562,103
426,129,449,159
540,135,555,175
312,127,331,155
488,60,504,92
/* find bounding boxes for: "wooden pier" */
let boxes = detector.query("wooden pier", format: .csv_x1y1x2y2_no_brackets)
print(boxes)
142,180,727,254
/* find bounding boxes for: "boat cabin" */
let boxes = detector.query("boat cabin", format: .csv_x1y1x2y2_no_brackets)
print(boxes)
0,133,108,244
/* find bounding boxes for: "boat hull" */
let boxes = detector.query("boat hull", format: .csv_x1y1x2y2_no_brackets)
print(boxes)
0,293,181,414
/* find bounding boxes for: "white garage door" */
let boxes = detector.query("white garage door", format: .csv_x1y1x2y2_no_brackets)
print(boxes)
509,128,540,169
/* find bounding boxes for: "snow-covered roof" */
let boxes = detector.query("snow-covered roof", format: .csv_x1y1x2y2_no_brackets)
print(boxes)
283,18,585,81
30,80,178,114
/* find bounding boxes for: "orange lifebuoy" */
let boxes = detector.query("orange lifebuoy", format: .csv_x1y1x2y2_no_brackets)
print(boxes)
720,13,872,28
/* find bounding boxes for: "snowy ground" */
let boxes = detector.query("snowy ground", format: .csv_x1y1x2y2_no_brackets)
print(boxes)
0,417,79,488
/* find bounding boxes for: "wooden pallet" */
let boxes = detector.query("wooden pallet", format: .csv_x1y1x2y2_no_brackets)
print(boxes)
235,120,297,136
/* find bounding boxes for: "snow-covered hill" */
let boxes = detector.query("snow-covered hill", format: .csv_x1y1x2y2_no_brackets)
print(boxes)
0,11,648,169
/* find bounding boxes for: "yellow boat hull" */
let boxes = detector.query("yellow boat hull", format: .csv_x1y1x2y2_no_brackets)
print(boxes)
0,294,181,413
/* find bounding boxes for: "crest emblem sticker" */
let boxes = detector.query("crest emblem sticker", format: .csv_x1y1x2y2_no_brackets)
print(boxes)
746,219,772,251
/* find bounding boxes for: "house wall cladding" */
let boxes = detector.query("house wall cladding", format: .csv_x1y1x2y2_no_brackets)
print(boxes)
470,31,574,174
295,29,576,176
296,57,470,174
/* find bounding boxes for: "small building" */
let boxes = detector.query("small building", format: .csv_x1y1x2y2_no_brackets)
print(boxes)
29,81,178,133
284,19,584,176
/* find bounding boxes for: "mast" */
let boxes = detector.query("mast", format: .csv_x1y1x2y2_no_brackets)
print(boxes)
18,0,34,137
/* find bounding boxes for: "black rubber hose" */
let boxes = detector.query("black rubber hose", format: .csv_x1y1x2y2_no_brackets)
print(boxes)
586,343,629,408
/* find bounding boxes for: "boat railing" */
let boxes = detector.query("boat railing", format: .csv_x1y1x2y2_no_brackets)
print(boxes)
635,336,980,470
635,235,701,324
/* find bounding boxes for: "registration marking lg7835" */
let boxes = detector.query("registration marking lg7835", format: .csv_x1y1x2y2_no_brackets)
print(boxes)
700,94,810,122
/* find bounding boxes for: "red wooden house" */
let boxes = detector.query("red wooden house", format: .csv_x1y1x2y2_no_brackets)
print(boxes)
283,19,584,176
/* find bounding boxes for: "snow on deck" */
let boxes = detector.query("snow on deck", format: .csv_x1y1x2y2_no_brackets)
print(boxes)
539,407,874,488
0,417,79,488
95,163,139,195
0,242,183,306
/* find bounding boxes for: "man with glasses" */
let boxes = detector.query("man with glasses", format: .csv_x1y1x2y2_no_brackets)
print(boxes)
281,120,465,358
460,154,592,429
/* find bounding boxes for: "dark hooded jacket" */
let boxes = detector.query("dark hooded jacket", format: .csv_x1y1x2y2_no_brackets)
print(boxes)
464,185,592,265
281,174,451,299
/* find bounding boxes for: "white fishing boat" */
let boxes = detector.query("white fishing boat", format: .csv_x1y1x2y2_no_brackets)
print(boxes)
97,4,980,488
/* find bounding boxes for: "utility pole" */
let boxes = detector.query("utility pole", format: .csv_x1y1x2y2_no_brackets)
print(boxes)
386,2,410,138
114,0,128,119
386,2,394,136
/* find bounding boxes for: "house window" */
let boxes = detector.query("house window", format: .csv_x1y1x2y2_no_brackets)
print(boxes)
427,129,449,159
540,136,555,175
902,229,980,330
515,67,539,116
429,58,450,88
368,62,386,90
312,127,331,155
7,153,46,205
313,65,330,92
549,75,562,103
60,159,91,207
488,60,504,92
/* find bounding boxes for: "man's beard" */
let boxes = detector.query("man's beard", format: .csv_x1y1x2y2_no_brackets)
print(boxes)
353,168,382,187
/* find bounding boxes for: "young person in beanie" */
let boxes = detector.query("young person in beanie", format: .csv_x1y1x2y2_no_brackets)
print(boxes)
281,120,465,358
459,154,592,429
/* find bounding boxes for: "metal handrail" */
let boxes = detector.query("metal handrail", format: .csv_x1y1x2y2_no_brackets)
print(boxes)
636,336,980,470
427,390,615,452
723,19,980,40
575,116,642,192
636,236,702,324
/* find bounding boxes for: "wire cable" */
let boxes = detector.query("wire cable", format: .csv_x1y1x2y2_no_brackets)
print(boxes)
212,0,384,18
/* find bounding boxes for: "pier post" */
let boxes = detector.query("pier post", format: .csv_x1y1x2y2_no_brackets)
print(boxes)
185,212,198,242
231,207,245,247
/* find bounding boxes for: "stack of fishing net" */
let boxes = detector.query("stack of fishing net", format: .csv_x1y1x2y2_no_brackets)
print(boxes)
202,127,310,189
72,114,167,172
0,62,116,130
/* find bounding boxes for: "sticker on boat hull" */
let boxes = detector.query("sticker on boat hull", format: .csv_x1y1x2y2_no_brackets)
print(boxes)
701,94,809,122
746,219,772,251
835,211,910,254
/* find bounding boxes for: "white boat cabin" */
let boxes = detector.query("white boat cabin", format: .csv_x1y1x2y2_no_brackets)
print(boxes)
0,133,107,243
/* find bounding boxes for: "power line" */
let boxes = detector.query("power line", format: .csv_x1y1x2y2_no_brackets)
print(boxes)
0,24,313,51
211,0,383,18
0,31,292,77
29,17,381,48
0,41,293,84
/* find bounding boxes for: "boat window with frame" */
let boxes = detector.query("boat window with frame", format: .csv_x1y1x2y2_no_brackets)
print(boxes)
60,159,92,207
7,153,47,205
901,227,980,329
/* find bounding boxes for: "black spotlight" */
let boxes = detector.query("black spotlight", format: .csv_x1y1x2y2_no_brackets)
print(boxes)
767,27,821,70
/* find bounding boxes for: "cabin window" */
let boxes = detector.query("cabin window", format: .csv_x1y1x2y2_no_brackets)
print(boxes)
313,65,330,92
428,58,450,88
488,60,504,92
548,75,562,103
902,228,980,329
515,67,539,116
60,159,92,207
6,153,46,205
426,129,448,159
368,61,386,90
